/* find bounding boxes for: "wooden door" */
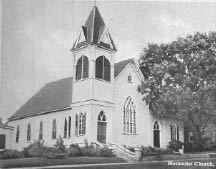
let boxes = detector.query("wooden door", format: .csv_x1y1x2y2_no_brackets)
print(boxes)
97,122,107,143
0,134,6,149
154,130,160,148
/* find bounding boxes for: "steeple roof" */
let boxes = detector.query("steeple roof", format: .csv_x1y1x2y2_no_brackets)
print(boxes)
72,6,117,51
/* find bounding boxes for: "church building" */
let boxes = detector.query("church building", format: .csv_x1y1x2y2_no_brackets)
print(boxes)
1,6,184,151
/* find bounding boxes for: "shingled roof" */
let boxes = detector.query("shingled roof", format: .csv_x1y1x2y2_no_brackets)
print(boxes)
114,58,133,77
72,6,117,51
9,77,73,120
9,59,133,121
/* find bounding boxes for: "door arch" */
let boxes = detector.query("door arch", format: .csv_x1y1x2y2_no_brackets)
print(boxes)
97,111,107,143
153,121,160,148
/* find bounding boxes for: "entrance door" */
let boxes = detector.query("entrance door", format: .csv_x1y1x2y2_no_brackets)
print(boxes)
154,130,160,148
97,111,107,143
0,134,6,149
153,121,160,148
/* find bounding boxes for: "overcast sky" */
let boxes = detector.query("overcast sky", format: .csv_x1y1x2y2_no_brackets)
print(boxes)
1,0,216,121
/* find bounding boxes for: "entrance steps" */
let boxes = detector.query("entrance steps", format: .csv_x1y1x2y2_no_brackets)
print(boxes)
90,141,140,162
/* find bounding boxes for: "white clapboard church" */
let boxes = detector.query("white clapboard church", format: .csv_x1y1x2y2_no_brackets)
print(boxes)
0,6,184,151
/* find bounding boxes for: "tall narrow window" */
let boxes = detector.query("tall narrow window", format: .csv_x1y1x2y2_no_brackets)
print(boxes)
27,123,31,141
95,56,111,81
64,118,67,138
39,121,43,140
52,119,57,139
123,97,136,134
68,116,71,138
16,126,20,143
75,113,86,136
76,56,89,81
170,124,179,141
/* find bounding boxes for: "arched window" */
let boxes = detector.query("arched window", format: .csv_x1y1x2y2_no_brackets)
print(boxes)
97,111,107,143
27,123,31,141
16,126,20,143
170,124,179,141
123,97,136,134
52,119,57,139
154,121,160,130
76,56,89,81
68,116,71,138
98,111,107,122
75,113,86,136
64,118,67,138
39,121,43,140
95,56,111,81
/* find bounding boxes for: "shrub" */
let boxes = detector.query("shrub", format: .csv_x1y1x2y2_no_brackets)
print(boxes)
81,144,100,157
99,147,115,157
54,136,66,153
141,146,174,158
0,149,24,159
167,141,183,152
66,144,83,157
28,140,45,157
22,144,34,158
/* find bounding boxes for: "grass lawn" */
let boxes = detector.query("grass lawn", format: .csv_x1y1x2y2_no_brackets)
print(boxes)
0,157,126,168
46,158,216,169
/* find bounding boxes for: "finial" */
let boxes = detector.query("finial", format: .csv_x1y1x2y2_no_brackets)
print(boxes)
94,0,96,6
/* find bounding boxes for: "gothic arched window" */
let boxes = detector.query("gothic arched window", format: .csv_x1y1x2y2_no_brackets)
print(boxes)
39,121,43,140
27,123,31,141
123,96,136,134
68,116,71,138
96,56,111,81
52,119,57,139
75,113,86,136
16,126,20,143
64,118,67,138
76,56,89,81
170,124,179,141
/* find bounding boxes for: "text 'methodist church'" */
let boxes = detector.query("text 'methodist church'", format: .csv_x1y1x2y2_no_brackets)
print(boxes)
0,5,184,151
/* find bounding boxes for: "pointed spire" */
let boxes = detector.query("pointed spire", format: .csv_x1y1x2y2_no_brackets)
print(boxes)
72,6,117,51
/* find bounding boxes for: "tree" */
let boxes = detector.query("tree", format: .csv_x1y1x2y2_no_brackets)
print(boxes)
138,32,216,150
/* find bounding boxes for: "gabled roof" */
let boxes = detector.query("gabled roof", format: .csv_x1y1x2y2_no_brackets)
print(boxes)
9,77,72,121
9,59,135,121
72,6,117,51
114,58,133,77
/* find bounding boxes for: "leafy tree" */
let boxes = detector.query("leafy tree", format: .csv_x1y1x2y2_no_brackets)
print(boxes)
138,32,216,150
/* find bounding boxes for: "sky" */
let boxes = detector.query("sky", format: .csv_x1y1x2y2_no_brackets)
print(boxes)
0,0,216,121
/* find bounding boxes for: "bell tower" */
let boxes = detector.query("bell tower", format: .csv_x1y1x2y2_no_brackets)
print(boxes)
71,6,117,143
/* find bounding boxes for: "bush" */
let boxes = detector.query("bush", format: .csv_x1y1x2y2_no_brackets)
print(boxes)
141,146,174,158
22,144,34,158
54,136,66,153
0,149,24,159
66,144,83,157
28,140,45,157
81,144,100,157
168,141,183,152
99,147,115,157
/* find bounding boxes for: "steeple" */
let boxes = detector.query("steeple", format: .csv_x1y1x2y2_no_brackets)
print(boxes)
72,6,117,51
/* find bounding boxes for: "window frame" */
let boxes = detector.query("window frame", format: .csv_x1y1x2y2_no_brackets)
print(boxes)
16,126,20,143
76,55,89,81
123,97,136,134
27,123,31,142
75,112,86,136
52,119,57,139
39,121,43,140
95,56,111,81
170,124,179,141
